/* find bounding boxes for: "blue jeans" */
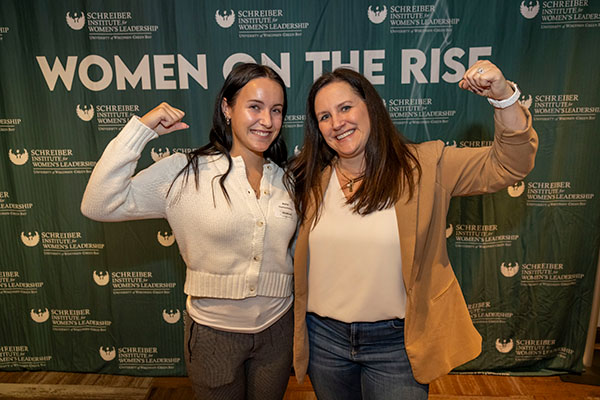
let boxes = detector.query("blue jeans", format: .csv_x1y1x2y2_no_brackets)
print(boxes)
307,313,428,400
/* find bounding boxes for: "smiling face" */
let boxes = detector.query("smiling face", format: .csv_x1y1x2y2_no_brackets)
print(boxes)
314,81,371,164
222,77,284,161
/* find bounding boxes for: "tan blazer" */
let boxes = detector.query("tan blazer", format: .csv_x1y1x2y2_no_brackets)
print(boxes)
293,107,538,384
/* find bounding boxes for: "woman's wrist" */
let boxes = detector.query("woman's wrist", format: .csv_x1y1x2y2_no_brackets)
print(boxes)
488,81,520,109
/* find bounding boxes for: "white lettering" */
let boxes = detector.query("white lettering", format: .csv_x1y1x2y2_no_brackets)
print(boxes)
154,55,176,90
261,53,290,88
222,53,257,78
402,49,427,84
78,55,113,91
468,47,492,67
305,50,387,85
114,55,151,90
36,56,78,91
178,54,208,89
363,50,385,85
305,51,330,81
332,50,360,71
401,47,493,84
442,48,465,83
36,54,208,91
430,48,440,83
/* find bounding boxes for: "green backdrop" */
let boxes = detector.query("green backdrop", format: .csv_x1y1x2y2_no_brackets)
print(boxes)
1,0,599,376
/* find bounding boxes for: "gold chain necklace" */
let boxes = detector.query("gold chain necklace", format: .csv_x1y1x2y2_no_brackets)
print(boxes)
335,164,364,193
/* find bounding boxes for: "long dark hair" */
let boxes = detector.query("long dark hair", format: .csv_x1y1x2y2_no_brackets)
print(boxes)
285,68,421,224
170,63,288,202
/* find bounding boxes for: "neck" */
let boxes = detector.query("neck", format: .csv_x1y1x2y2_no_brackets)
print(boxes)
231,148,265,172
336,156,365,177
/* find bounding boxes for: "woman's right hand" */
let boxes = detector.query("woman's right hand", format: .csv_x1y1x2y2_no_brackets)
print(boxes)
139,102,189,136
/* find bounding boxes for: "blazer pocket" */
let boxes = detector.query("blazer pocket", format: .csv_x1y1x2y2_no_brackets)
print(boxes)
430,277,458,304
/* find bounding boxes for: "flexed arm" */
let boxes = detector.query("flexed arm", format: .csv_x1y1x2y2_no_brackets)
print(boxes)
140,102,188,135
437,62,538,196
459,60,528,131
81,103,189,222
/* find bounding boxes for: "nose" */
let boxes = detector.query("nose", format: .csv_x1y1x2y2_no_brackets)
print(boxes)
260,109,272,128
331,113,344,131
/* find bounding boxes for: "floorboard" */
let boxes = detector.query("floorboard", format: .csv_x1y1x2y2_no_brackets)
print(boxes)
1,355,600,400
0,383,149,399
1,372,599,400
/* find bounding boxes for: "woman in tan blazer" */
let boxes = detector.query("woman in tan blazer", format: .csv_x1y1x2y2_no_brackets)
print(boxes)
285,61,538,399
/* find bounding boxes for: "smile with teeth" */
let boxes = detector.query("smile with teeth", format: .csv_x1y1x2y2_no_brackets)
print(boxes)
251,129,271,137
336,129,355,140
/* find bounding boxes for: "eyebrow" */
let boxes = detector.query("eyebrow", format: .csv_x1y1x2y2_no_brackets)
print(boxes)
315,107,329,118
247,99,284,108
315,100,352,116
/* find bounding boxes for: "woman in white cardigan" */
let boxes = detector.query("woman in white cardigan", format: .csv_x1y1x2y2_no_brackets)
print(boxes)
81,63,297,400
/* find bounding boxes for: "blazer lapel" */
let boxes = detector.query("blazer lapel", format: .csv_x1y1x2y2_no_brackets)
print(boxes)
295,166,333,291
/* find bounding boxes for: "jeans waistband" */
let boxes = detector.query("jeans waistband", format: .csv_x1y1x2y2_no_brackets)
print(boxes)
307,312,404,326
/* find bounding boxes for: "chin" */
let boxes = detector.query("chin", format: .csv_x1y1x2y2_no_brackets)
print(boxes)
251,145,272,154
253,139,275,149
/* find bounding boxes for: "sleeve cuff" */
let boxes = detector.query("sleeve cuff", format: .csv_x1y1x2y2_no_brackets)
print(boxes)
114,116,160,154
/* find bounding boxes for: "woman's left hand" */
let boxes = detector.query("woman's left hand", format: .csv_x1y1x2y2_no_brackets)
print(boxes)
459,60,514,101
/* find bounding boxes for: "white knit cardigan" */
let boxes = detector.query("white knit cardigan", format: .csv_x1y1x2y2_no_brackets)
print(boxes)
81,117,297,299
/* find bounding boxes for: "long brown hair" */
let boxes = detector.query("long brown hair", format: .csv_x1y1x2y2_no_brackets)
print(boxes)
285,68,421,224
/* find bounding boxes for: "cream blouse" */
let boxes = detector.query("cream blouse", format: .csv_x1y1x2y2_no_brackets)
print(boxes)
307,169,406,323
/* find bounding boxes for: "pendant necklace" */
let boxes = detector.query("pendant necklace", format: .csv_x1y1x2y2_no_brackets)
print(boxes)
336,164,364,193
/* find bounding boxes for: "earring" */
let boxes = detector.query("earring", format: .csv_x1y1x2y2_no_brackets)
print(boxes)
225,117,231,125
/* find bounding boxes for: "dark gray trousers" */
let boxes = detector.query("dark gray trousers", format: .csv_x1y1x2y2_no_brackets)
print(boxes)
184,307,293,400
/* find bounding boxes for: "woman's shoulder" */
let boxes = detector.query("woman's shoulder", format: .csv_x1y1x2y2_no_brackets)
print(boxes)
160,152,225,168
409,140,446,162
153,151,189,170
268,159,286,172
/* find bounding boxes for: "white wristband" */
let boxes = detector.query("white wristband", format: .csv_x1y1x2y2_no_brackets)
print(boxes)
487,81,520,109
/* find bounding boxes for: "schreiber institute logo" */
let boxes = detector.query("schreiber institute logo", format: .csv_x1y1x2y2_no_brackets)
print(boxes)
21,231,40,247
368,5,387,24
30,308,50,323
76,104,94,121
496,338,514,353
500,262,520,278
99,346,116,361
8,149,29,165
507,181,525,197
66,12,86,30
93,270,110,286
216,10,235,28
445,224,453,238
163,309,181,324
520,1,540,19
151,148,171,162
519,94,533,109
157,231,175,247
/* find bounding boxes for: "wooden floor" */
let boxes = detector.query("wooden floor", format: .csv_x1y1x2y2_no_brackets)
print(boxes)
1,370,599,400
1,356,600,399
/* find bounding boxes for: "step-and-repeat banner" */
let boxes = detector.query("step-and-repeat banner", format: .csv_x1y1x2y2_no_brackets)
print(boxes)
0,0,599,377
